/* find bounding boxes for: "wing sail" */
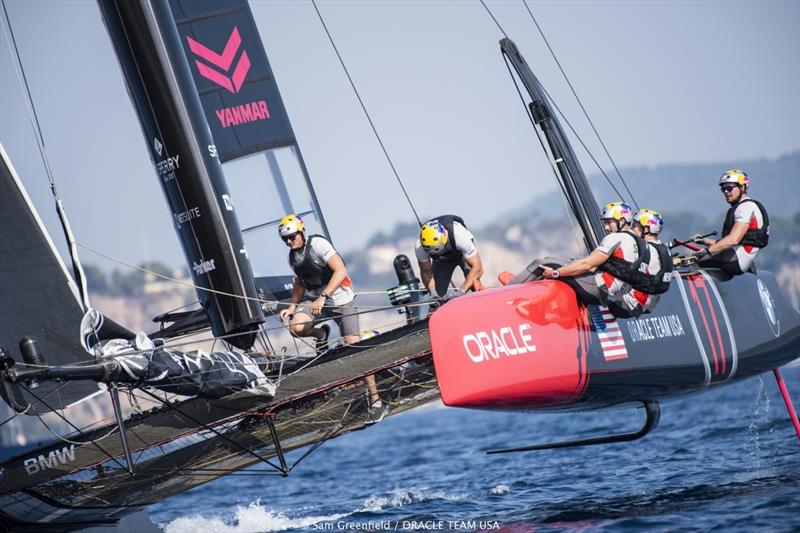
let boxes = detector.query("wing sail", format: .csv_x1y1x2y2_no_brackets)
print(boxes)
0,144,100,411
170,0,331,292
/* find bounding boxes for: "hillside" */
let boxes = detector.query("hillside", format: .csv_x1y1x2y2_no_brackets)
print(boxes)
531,151,799,219
86,152,800,319
343,152,800,305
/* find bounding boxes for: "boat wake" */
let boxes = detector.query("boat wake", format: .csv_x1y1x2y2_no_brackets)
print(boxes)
161,500,350,533
361,487,470,512
162,487,471,532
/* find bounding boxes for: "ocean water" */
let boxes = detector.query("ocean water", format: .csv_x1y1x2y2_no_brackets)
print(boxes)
150,366,800,532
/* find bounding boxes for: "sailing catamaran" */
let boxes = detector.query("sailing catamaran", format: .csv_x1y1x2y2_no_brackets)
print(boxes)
1,0,798,530
429,37,800,452
1,0,438,528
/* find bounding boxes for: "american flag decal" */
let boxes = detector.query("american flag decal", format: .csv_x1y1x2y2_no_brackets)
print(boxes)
592,306,629,361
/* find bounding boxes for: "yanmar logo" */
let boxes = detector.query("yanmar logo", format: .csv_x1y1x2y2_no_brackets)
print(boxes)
462,324,536,363
24,444,76,475
187,27,250,94
215,100,270,128
187,27,272,130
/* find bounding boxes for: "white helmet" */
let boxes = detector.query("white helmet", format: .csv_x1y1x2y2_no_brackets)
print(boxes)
277,214,305,237
719,169,749,187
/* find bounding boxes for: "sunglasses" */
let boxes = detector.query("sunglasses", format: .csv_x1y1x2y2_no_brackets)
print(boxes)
282,232,301,242
720,184,739,193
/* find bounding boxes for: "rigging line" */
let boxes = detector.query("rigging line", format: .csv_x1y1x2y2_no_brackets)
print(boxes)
78,241,434,311
480,0,508,38
31,407,119,446
501,53,584,253
310,0,422,226
0,405,29,429
521,0,639,209
0,0,91,309
282,395,372,473
540,81,628,202
19,384,130,472
138,387,285,474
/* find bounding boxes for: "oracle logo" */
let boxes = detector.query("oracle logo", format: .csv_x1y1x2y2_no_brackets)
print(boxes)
462,324,536,363
187,27,250,94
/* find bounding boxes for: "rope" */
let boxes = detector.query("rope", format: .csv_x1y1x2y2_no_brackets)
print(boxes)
522,0,639,209
77,241,437,311
20,384,130,472
0,405,28,429
500,53,584,253
0,0,91,309
310,0,422,226
480,0,508,38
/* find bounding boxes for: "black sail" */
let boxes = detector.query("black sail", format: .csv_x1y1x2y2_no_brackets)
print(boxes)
97,0,264,349
168,0,331,300
0,145,100,411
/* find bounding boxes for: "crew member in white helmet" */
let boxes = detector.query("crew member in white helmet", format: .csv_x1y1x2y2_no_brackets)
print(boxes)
276,214,359,351
693,169,769,275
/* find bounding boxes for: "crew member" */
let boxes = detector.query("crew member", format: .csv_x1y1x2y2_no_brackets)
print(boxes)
276,214,359,350
693,169,769,275
277,214,381,410
631,208,673,312
415,215,484,298
538,202,656,318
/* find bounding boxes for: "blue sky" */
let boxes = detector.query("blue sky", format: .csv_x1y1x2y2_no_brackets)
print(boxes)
1,0,798,271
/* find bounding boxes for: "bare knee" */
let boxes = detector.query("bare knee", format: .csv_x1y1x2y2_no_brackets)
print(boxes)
289,315,313,337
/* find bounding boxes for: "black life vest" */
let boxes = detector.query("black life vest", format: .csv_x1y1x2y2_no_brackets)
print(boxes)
289,235,333,291
635,241,674,295
721,198,769,248
600,233,673,295
426,215,467,264
598,231,648,287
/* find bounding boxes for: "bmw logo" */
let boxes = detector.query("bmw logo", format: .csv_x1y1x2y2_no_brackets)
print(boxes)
756,279,780,337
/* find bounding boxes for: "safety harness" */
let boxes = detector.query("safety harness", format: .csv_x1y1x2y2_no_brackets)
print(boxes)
427,214,467,264
289,235,333,291
599,231,672,295
721,198,770,248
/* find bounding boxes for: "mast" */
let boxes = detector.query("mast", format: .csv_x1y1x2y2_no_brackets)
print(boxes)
500,38,604,251
167,0,332,298
98,0,263,349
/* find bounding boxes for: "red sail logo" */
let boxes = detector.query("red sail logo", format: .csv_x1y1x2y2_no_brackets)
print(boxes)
186,27,250,94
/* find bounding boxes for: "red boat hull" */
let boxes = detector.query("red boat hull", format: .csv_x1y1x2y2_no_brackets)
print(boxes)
431,271,800,412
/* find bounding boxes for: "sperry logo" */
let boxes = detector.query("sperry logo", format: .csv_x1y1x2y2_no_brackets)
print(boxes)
187,27,250,94
156,154,181,182
153,137,163,156
24,445,76,475
462,324,536,363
